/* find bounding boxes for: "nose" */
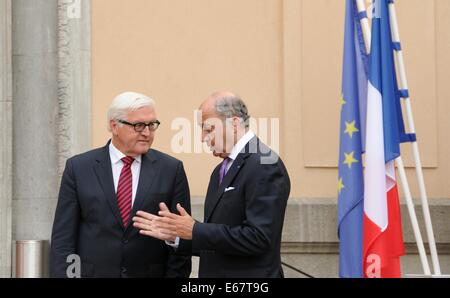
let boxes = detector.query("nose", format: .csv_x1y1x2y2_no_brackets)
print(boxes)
201,131,208,143
140,126,151,136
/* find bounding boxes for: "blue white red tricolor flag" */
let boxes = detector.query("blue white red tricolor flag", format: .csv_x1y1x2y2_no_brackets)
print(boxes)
339,0,411,278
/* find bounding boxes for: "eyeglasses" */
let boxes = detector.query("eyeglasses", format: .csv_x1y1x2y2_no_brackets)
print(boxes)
117,119,161,132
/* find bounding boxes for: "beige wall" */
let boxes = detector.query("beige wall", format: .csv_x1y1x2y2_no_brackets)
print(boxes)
92,0,450,199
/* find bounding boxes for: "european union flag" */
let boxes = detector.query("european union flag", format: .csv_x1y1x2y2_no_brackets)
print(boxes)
337,0,368,278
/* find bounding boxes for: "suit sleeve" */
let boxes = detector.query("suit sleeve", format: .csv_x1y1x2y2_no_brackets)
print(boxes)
164,161,192,277
50,158,81,278
191,161,290,257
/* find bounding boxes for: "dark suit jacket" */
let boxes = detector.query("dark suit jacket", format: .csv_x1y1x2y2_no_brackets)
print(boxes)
50,142,191,278
178,137,291,278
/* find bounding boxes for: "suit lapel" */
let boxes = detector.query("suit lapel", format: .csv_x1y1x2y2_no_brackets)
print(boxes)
204,166,220,220
204,151,250,222
93,143,124,229
131,151,157,216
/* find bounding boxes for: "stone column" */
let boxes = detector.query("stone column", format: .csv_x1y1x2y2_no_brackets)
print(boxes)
11,0,91,255
0,0,13,278
57,0,92,174
12,0,60,242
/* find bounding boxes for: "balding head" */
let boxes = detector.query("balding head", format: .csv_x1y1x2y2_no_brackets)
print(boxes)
199,91,250,128
201,91,237,105
199,91,236,116
198,91,251,158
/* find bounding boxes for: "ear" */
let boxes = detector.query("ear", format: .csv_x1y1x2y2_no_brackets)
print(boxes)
110,119,118,135
232,117,241,130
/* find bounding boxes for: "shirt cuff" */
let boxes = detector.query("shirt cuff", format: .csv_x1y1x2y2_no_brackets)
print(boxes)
165,236,180,248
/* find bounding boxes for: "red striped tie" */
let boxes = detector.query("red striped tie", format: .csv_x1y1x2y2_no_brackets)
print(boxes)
116,156,134,227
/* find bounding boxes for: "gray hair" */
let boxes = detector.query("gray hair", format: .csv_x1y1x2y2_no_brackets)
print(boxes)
215,95,250,128
107,91,155,132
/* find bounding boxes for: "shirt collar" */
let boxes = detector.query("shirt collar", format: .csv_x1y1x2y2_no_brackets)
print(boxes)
109,141,142,165
228,130,255,161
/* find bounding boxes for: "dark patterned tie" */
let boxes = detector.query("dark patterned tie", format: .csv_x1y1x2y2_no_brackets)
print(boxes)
219,158,231,185
116,156,134,227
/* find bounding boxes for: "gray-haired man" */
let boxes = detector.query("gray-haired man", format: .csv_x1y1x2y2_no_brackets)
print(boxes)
133,91,291,278
50,91,191,278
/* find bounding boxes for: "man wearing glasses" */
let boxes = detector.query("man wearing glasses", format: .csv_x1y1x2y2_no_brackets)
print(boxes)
50,91,191,278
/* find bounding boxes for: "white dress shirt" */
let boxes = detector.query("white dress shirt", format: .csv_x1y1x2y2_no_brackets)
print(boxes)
109,142,142,207
225,130,256,171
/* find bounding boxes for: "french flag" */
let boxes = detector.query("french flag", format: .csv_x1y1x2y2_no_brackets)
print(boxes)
363,0,406,278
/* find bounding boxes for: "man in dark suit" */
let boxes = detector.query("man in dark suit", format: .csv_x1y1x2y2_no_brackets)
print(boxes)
133,92,291,278
50,91,191,278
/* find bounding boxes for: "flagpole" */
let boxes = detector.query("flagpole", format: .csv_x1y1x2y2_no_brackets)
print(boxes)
355,0,371,51
354,0,432,276
395,157,431,276
388,1,441,276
